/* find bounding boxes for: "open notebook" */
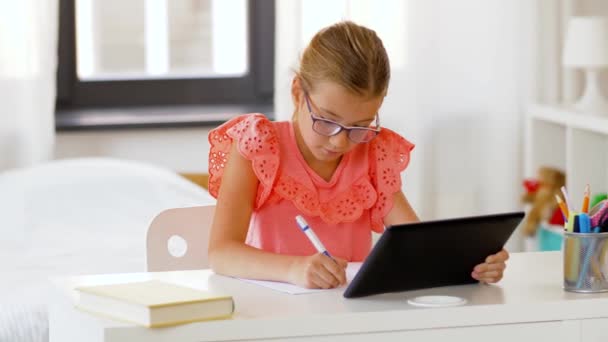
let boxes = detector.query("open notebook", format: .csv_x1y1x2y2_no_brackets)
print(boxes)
238,262,362,294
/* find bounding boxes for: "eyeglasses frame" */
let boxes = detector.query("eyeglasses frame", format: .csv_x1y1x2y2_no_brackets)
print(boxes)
303,93,381,143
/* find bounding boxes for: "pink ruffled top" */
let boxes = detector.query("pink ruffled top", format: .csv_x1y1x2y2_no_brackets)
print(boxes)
208,114,414,261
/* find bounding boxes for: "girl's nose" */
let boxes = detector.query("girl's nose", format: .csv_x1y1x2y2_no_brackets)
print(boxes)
329,130,350,149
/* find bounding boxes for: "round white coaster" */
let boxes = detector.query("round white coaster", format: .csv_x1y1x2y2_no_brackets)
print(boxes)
407,295,467,308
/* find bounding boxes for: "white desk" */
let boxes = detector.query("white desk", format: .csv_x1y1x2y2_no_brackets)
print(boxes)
50,252,608,342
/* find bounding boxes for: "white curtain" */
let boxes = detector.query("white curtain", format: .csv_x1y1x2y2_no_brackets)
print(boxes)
274,0,586,251
0,0,58,171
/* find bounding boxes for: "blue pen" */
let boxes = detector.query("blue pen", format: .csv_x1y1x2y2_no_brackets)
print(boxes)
577,233,599,288
579,213,591,233
295,215,335,261
576,220,601,289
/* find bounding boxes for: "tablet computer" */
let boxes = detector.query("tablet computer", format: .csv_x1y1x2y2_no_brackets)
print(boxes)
343,211,524,298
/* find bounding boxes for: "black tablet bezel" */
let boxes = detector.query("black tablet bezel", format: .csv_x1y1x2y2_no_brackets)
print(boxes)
343,212,524,298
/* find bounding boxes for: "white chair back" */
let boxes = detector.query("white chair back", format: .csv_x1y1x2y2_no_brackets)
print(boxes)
146,204,215,272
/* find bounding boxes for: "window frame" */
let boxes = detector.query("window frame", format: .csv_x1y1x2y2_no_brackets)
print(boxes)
56,0,275,109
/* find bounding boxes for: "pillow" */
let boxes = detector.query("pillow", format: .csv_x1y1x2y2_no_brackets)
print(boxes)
0,157,215,243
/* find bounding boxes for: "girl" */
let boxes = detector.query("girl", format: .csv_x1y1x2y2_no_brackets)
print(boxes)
207,21,508,289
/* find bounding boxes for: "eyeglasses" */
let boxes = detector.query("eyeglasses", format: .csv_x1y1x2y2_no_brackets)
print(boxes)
304,94,380,144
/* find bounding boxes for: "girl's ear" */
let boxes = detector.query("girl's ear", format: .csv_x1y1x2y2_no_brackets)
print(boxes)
291,76,303,107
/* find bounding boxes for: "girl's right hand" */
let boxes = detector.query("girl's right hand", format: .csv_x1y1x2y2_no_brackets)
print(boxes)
289,254,348,289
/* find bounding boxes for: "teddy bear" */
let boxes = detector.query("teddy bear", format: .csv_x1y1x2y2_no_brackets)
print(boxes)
521,167,566,236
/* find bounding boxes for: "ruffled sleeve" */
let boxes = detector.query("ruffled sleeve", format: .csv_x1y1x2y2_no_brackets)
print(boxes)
208,114,280,208
369,128,415,232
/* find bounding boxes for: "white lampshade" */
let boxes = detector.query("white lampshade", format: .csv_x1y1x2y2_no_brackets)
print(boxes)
563,17,608,68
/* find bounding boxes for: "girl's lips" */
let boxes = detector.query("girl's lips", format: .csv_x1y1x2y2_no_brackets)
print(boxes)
323,148,342,156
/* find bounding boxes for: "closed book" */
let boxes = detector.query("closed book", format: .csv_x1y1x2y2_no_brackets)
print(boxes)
74,280,234,328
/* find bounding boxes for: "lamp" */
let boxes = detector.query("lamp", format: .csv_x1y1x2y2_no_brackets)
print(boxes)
563,16,608,115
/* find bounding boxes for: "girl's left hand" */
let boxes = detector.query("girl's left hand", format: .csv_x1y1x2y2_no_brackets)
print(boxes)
471,249,509,283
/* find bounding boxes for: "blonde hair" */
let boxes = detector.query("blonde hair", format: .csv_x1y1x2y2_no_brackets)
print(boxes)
298,21,390,98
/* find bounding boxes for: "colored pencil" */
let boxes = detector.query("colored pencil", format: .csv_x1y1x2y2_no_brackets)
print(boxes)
561,186,574,212
582,184,590,214
555,193,569,222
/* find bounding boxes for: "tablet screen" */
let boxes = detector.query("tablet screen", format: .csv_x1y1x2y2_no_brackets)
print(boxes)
343,212,524,298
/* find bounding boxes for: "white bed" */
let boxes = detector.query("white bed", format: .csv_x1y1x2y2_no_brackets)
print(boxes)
0,158,215,342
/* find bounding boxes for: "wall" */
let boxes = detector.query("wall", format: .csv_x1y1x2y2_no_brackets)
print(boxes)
55,127,212,173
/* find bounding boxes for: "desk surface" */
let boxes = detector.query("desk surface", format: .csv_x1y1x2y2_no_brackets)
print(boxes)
51,252,608,341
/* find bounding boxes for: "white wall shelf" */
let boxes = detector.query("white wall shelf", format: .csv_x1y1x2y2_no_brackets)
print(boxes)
525,103,608,209
528,103,608,135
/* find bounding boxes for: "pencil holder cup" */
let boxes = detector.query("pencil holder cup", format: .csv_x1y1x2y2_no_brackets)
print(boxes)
563,232,608,293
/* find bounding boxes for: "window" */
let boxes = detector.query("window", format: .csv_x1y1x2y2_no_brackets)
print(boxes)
56,0,274,111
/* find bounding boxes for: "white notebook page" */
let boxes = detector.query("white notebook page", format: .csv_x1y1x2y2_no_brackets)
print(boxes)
237,262,362,295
